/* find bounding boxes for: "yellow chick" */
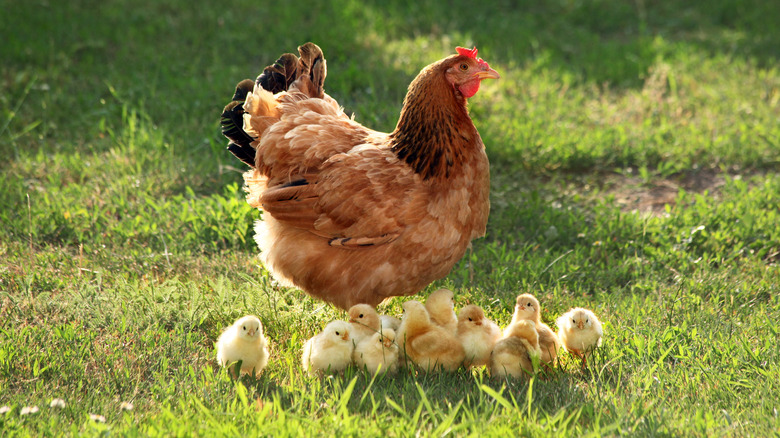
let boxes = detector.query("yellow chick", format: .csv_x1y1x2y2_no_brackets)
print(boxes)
353,329,399,375
489,320,541,379
556,307,603,367
348,304,382,345
457,304,502,368
301,320,353,376
216,315,270,377
425,288,458,332
510,293,560,366
398,300,465,372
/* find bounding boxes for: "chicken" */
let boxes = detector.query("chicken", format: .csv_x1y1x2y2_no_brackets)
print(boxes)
489,320,541,379
425,288,458,332
216,315,270,377
510,293,560,366
457,304,502,368
301,320,353,376
556,307,603,367
221,43,499,310
396,300,465,372
353,329,399,375
347,303,382,344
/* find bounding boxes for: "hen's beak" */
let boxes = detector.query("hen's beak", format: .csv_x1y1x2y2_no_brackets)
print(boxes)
474,67,500,80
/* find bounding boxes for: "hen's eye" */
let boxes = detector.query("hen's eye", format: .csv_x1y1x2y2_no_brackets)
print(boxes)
459,63,468,71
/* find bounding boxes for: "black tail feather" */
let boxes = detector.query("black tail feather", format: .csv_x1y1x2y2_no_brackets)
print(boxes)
256,53,299,94
221,79,257,167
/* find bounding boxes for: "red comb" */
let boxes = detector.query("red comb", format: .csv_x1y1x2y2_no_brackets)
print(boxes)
456,46,490,70
456,46,479,58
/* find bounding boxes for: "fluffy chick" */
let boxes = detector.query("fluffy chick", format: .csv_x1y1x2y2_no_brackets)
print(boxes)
216,315,270,377
425,288,458,332
398,300,465,372
457,304,501,368
510,293,560,365
353,329,399,375
301,320,353,376
556,307,603,367
489,320,541,379
348,304,382,345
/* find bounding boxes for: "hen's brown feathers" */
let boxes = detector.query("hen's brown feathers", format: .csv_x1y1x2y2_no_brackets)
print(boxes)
222,43,495,309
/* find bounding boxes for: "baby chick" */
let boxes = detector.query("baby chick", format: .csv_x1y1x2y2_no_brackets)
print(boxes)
457,304,502,368
489,320,541,379
348,304,382,344
216,315,270,377
301,320,353,376
556,307,603,367
353,329,399,375
510,293,560,366
425,288,458,332
398,300,465,372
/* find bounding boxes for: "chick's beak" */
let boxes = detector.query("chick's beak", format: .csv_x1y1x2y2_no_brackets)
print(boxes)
341,332,350,342
474,67,500,80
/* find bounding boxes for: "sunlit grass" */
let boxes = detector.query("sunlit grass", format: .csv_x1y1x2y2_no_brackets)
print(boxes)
1,0,779,435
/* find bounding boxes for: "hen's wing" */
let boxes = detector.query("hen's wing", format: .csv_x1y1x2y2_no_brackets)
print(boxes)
261,146,424,247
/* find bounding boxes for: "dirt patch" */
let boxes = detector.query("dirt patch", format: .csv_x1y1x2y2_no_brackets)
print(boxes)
606,169,727,216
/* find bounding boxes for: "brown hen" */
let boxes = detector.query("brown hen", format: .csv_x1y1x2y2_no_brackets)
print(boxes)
221,43,499,309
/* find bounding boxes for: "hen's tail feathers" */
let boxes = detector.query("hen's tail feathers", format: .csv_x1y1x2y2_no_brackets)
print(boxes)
221,79,257,167
256,42,327,99
221,42,327,167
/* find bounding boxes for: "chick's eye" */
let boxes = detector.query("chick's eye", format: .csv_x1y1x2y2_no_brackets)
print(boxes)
468,317,473,321
359,314,364,318
335,331,340,336
459,63,468,71
242,326,246,330
528,302,532,307
572,319,576,323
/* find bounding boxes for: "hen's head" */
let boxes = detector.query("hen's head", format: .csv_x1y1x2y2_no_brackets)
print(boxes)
444,46,500,99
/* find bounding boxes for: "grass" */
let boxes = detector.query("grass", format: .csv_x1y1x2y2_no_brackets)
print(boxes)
1,0,779,435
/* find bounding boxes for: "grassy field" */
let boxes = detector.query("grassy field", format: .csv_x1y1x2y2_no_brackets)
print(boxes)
2,0,779,435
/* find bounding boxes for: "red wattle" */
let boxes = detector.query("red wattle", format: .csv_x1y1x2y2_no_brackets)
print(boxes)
459,79,481,98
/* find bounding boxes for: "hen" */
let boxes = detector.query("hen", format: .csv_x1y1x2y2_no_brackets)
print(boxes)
221,43,499,309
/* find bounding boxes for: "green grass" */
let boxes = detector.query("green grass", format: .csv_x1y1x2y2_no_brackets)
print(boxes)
2,0,780,435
